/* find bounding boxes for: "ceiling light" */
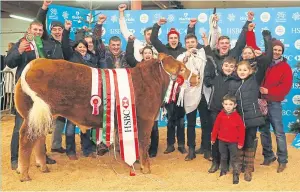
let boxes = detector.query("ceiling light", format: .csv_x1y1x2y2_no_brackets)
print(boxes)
9,14,33,22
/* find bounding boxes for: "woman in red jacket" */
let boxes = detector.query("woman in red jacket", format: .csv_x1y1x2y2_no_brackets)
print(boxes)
259,39,293,173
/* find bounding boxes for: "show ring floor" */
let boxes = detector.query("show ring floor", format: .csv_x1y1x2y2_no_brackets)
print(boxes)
1,116,299,191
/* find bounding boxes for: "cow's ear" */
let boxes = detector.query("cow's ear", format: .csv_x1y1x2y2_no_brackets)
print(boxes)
158,53,168,62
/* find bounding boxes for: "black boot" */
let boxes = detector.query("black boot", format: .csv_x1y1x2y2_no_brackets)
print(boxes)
178,145,187,154
208,161,219,173
184,147,196,161
195,146,204,154
233,173,239,184
97,142,109,156
46,155,56,164
204,150,212,161
164,145,175,154
219,170,227,177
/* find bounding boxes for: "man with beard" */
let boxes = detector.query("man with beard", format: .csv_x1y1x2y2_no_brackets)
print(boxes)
118,4,158,61
150,18,187,155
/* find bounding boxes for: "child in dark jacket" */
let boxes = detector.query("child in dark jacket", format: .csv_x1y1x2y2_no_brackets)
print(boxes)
211,94,245,184
228,60,265,182
206,56,237,173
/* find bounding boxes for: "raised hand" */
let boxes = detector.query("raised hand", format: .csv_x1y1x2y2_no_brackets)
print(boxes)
248,23,255,31
118,4,127,12
248,11,254,21
98,14,107,24
128,35,136,41
189,18,197,27
212,14,219,22
157,18,167,26
201,32,209,46
42,0,52,10
64,20,72,31
254,49,262,57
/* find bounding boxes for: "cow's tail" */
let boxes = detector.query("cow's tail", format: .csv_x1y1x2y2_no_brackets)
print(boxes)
20,60,53,139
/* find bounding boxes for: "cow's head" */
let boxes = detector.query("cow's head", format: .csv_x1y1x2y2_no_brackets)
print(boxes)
158,53,199,87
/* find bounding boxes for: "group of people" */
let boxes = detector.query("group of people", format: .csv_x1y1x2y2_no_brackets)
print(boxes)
4,0,293,185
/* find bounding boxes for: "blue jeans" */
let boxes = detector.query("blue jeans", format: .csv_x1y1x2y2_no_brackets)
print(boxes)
259,101,288,164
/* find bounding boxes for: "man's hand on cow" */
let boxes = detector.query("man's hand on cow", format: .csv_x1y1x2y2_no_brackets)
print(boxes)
118,4,127,12
98,14,107,24
65,20,72,31
18,40,30,54
42,0,52,10
157,18,167,26
248,11,254,21
189,18,197,27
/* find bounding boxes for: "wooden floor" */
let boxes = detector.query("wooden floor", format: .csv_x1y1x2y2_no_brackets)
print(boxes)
1,115,300,191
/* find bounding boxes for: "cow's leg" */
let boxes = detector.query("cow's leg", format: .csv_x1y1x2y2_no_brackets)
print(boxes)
34,136,49,173
138,119,154,174
18,121,35,182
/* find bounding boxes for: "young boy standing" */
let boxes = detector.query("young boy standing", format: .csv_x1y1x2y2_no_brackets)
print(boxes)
211,94,245,184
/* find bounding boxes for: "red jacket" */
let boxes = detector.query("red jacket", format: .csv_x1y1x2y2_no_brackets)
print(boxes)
261,59,293,102
211,110,245,147
246,31,260,50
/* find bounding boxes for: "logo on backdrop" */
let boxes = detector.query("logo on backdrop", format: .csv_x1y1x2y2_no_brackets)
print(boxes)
226,28,242,35
62,11,69,20
49,8,58,20
275,25,285,36
179,12,192,23
198,13,208,23
276,12,287,23
102,27,106,36
295,55,300,61
111,15,118,23
110,28,121,35
240,12,250,22
153,13,162,23
227,13,236,22
292,95,300,105
260,12,271,22
292,28,300,34
72,11,81,24
295,39,300,50
292,12,300,21
125,13,135,23
167,14,175,23
140,14,149,23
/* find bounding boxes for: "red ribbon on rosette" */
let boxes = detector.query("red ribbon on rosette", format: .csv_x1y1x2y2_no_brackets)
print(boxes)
90,95,102,115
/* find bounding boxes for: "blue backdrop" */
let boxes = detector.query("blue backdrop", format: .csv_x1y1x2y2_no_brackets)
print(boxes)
47,5,300,132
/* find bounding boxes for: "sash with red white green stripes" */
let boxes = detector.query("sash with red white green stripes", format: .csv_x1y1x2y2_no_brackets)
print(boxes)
113,68,139,166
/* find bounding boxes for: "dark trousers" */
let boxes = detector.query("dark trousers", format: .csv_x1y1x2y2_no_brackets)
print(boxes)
10,111,23,162
198,96,212,151
65,120,95,156
165,102,185,146
210,111,220,163
244,127,257,149
149,121,159,154
259,101,288,164
186,96,211,148
219,140,238,173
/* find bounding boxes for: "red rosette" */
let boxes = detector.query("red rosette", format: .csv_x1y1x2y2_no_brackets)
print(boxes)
90,95,102,106
176,75,184,86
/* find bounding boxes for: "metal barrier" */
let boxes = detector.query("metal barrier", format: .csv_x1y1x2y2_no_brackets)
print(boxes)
1,70,15,116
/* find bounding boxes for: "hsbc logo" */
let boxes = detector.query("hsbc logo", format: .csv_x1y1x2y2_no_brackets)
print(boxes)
110,28,121,35
122,97,132,133
282,110,292,116
122,97,129,109
226,28,242,35
284,55,293,61
292,28,300,34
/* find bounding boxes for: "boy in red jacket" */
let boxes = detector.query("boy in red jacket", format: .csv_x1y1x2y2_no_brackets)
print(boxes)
211,94,245,184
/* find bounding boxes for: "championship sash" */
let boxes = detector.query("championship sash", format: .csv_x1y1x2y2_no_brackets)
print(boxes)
113,69,139,166
90,68,102,144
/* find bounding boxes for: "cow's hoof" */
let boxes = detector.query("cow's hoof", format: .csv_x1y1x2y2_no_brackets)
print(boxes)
20,176,31,182
40,166,50,173
141,167,151,174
